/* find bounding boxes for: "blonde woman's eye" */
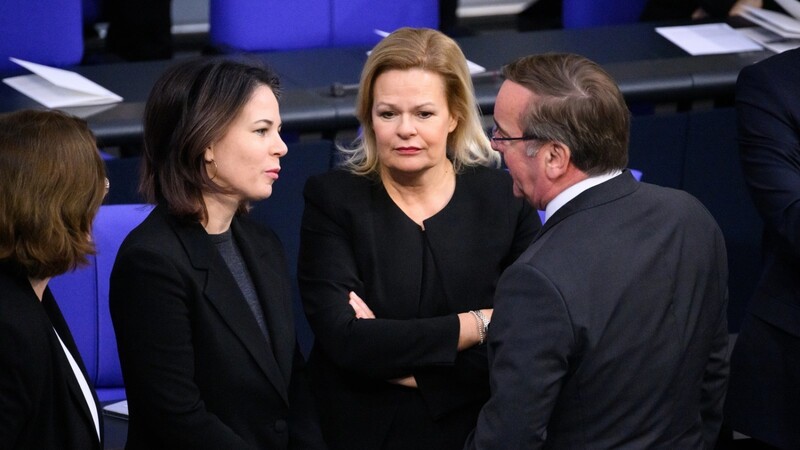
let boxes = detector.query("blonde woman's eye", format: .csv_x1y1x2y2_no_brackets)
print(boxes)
418,111,433,119
378,111,396,119
255,128,267,136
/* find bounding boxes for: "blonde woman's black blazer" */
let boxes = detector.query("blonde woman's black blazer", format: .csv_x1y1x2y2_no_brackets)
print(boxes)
298,165,539,449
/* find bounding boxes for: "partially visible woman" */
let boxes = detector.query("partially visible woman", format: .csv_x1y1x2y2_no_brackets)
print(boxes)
0,110,106,449
109,58,326,449
298,28,540,450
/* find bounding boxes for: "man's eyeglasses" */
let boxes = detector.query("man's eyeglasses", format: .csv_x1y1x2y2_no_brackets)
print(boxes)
489,125,541,146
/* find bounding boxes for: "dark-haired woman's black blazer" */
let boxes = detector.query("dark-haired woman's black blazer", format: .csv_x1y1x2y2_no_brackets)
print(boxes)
0,266,103,450
110,205,326,449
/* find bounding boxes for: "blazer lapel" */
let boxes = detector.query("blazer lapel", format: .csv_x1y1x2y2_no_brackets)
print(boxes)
233,218,294,400
172,215,289,404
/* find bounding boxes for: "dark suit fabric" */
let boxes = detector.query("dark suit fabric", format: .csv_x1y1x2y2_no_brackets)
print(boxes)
109,205,325,449
726,47,800,450
0,265,102,450
640,0,780,20
298,165,539,450
466,172,729,449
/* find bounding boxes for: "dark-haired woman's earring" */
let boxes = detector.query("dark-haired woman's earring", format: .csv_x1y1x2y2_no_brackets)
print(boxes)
206,159,218,181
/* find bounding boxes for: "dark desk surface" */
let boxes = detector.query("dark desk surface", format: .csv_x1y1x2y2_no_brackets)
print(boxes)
0,22,772,146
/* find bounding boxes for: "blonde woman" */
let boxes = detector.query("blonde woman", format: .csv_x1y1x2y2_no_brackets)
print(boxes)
298,28,540,450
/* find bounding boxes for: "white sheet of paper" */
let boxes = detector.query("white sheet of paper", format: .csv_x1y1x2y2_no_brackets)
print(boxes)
102,400,128,419
372,29,486,75
774,0,800,20
2,58,123,108
656,23,764,55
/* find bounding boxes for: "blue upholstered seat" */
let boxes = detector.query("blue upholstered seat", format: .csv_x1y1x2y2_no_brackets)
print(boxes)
562,0,649,28
0,0,84,72
209,0,331,52
208,0,439,52
50,204,154,401
330,0,439,47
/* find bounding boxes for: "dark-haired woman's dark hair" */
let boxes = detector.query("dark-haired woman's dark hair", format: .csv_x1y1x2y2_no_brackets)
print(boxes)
141,57,280,221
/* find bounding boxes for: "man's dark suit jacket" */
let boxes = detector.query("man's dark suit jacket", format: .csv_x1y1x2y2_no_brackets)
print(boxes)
110,205,325,449
298,166,539,450
466,171,729,449
726,47,800,449
0,264,102,450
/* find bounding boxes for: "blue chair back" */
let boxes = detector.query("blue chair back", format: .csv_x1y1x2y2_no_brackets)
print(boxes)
50,204,154,401
331,0,439,46
209,0,331,52
562,0,648,28
0,0,83,72
208,0,439,51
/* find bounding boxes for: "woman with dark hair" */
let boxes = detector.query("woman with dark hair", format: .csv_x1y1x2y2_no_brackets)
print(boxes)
109,58,326,449
0,110,106,449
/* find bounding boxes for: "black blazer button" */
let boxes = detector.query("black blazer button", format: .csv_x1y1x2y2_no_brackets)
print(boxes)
274,419,288,433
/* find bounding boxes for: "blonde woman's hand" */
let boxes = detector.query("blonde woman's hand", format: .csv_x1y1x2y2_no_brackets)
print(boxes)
388,375,418,388
348,291,375,319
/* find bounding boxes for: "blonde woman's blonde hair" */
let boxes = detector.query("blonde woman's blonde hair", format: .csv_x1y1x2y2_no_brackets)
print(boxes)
340,27,498,176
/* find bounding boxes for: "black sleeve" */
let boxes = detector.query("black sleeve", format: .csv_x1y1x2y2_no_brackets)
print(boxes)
298,176,460,380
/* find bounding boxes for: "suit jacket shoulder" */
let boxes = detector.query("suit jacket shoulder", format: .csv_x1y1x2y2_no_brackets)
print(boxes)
0,268,101,450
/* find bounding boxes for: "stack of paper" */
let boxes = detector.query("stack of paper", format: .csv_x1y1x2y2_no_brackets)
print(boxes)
740,4,800,39
738,26,800,53
2,58,123,109
775,0,800,20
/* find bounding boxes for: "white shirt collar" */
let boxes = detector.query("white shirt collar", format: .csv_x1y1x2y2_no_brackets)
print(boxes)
544,169,623,222
53,328,101,442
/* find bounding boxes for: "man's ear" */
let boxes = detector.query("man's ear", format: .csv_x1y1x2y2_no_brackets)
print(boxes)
544,141,571,179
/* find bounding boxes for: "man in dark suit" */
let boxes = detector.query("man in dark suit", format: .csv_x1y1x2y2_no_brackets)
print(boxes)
464,53,729,449
725,47,800,450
